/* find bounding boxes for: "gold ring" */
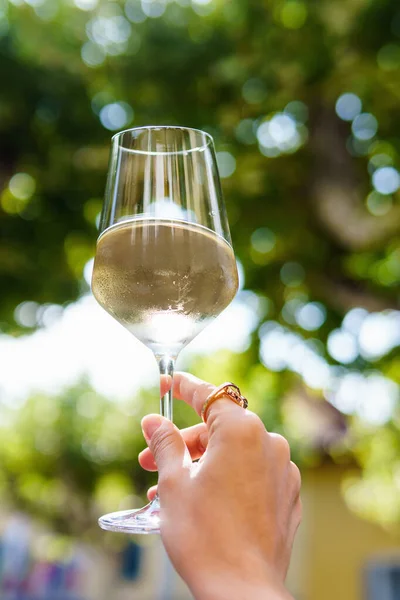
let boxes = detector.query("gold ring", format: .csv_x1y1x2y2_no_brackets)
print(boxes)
201,382,248,423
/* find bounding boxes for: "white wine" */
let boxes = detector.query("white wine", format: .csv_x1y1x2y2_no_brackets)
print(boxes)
92,218,238,355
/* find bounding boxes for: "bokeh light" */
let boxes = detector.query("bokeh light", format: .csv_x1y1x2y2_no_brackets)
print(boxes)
99,102,133,130
259,322,331,389
377,44,400,71
81,41,105,67
372,166,400,195
125,0,147,22
357,374,398,425
282,298,304,325
259,314,399,424
366,191,392,216
296,302,326,331
368,153,393,173
86,13,131,54
191,0,215,16
141,0,166,18
257,112,305,157
216,151,236,178
342,307,368,335
74,0,98,10
250,227,276,254
284,100,308,123
346,136,371,157
351,113,378,141
259,325,294,372
335,93,362,121
358,311,400,360
269,114,296,144
328,372,364,415
327,329,358,364
280,1,307,29
14,302,40,329
280,262,305,287
9,173,36,200
91,90,115,114
24,0,45,7
329,372,398,425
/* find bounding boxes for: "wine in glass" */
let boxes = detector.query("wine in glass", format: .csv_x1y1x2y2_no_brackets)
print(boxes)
91,126,238,534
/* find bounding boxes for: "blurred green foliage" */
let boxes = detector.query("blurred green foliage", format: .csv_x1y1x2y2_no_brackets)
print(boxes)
0,381,157,538
0,0,399,537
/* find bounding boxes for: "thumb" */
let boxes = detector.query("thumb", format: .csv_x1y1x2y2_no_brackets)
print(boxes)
141,414,189,478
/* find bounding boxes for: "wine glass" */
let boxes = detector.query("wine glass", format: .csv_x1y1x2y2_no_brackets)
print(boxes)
91,126,238,534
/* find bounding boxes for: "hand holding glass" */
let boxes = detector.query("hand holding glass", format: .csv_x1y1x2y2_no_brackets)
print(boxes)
91,127,238,534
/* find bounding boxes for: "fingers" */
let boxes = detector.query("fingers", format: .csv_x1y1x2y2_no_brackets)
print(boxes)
147,485,158,502
141,414,191,482
173,372,215,415
289,461,302,500
269,433,291,463
160,375,172,397
173,372,246,424
269,434,301,494
139,423,208,471
287,496,303,560
145,463,302,512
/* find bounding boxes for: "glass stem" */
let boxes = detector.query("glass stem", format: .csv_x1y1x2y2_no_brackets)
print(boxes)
157,355,175,421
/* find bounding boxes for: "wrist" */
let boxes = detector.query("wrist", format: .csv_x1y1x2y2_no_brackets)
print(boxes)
190,570,293,600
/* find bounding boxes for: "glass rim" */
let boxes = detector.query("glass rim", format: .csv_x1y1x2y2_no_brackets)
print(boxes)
111,125,214,156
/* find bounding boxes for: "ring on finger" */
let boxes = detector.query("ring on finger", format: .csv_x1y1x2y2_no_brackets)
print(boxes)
201,382,248,423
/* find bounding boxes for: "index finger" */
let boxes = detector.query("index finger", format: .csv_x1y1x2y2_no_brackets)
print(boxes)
160,375,172,397
173,372,214,416
173,372,244,421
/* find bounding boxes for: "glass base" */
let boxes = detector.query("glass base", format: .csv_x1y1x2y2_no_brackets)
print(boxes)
98,496,160,534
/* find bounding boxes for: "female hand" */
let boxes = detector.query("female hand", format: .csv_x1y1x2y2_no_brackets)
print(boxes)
139,372,301,600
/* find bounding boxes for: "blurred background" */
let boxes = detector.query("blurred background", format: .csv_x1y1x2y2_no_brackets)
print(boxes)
0,0,400,598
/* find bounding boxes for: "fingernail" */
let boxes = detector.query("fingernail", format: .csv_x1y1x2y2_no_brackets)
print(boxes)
141,415,164,441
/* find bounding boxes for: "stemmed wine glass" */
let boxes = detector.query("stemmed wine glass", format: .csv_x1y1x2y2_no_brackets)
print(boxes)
91,126,238,534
